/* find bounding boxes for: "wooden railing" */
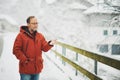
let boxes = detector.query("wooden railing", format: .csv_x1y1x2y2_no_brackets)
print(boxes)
51,41,120,80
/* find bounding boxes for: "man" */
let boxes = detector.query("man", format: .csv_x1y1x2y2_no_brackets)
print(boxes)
13,16,56,80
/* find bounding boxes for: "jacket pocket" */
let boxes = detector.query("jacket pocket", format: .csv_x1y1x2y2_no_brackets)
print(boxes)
36,59,43,72
22,61,35,73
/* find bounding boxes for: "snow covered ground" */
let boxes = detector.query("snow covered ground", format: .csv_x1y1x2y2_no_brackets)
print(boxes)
0,33,19,80
0,32,71,80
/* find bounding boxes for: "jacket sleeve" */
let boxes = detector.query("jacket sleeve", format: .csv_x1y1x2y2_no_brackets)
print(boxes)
41,35,53,52
13,33,27,62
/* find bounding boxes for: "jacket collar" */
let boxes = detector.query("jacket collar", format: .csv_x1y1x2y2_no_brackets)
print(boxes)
20,26,37,39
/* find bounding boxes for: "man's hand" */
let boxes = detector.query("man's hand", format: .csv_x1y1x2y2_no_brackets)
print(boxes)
49,39,57,45
24,58,34,64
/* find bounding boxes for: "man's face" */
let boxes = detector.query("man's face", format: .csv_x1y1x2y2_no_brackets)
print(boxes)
28,18,38,32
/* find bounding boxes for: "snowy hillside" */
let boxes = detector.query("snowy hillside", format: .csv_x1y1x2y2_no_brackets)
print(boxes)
0,0,110,49
0,0,95,49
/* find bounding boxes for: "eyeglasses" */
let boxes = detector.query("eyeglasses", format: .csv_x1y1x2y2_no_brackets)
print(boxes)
30,22,38,25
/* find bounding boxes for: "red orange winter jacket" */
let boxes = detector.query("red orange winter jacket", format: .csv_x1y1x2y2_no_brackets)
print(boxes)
13,26,53,74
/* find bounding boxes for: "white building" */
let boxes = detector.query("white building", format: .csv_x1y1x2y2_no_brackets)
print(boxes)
83,1,120,55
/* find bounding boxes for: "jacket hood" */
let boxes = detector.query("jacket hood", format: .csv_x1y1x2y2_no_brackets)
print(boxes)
20,26,29,33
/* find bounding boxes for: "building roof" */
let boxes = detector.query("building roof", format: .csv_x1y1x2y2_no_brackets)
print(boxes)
83,4,120,14
98,36,120,44
68,2,87,10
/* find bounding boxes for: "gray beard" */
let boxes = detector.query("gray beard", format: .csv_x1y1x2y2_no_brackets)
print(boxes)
32,29,37,32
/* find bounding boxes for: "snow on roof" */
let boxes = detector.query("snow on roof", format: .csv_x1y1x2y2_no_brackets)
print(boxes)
68,2,87,10
98,36,120,44
84,4,120,14
0,14,18,25
111,0,120,6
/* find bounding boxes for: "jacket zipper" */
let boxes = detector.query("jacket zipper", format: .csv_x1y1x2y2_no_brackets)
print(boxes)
34,38,37,73
25,31,37,73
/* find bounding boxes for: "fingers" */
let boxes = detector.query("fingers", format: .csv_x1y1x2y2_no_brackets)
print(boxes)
51,39,57,45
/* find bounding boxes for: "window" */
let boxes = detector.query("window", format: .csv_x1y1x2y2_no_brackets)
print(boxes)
113,30,117,35
99,45,108,53
103,30,108,35
112,45,120,55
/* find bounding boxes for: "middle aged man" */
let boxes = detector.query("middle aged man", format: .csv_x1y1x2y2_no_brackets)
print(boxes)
13,16,56,80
